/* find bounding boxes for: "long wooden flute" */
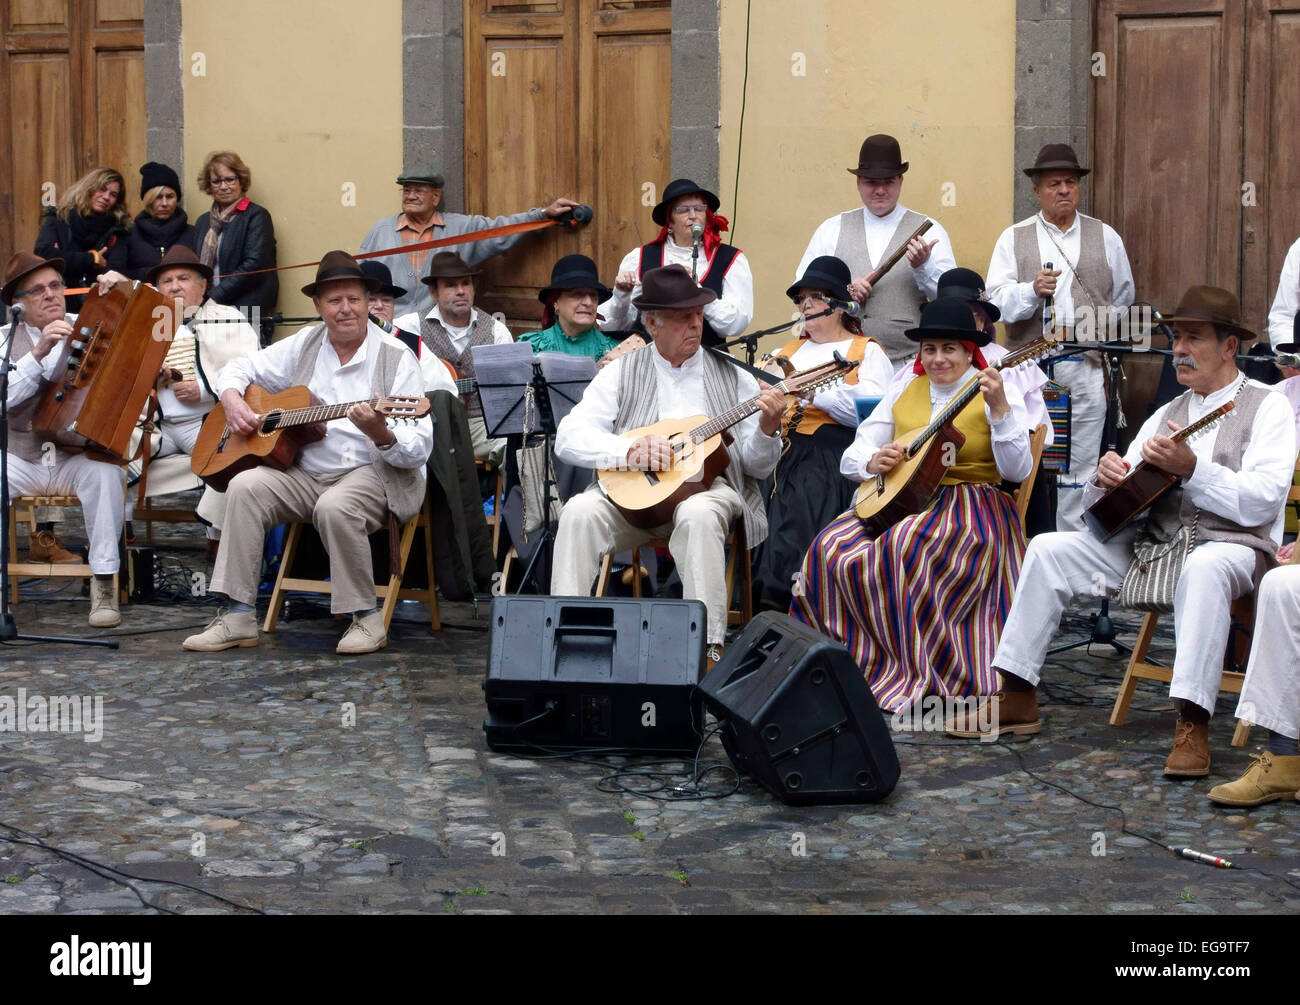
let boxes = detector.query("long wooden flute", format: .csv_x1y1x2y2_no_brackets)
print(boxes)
864,218,934,286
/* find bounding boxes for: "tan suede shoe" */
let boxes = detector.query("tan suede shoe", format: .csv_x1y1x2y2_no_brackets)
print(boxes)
28,529,81,564
1208,752,1300,807
944,689,1041,739
1164,718,1211,778
337,611,387,655
183,609,259,651
87,578,120,628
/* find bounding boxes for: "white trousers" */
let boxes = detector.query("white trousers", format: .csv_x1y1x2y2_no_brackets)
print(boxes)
1234,565,1300,739
1053,355,1106,532
5,450,124,573
994,530,1257,714
550,480,744,645
125,415,204,522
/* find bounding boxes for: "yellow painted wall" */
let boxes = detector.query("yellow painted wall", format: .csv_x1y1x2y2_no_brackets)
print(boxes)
719,0,1017,350
181,0,403,327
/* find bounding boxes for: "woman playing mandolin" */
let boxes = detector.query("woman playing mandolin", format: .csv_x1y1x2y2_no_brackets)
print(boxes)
790,298,1033,713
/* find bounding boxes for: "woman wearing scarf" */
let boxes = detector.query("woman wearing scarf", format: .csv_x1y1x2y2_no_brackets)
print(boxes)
522,254,618,360
34,167,130,309
125,162,193,280
186,151,278,341
598,178,752,347
790,298,1032,713
752,256,892,611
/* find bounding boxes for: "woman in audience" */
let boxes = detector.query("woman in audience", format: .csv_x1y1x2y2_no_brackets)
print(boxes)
125,162,193,281
34,167,130,309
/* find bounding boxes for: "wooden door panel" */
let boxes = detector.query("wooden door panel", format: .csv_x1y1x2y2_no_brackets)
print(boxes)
91,47,145,183
8,0,68,30
93,0,141,26
9,53,75,251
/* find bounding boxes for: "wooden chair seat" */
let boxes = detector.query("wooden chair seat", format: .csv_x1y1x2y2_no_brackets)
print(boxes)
7,494,122,604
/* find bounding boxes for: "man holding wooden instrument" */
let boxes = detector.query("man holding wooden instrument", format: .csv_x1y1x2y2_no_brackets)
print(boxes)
947,286,1295,781
183,251,432,655
549,265,786,668
796,134,956,365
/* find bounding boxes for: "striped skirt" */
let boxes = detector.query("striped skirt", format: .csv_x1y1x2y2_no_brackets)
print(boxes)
789,482,1026,713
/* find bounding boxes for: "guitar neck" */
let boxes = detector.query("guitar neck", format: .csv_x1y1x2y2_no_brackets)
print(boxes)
688,368,833,443
263,396,380,429
456,377,477,395
1169,401,1235,443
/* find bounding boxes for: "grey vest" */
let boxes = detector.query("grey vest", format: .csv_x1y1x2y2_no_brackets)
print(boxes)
3,322,44,463
1005,213,1114,349
834,207,927,362
290,325,427,522
612,346,769,545
419,309,497,416
1148,381,1277,561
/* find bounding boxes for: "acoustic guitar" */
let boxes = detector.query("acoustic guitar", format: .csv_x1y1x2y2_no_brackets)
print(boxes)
1082,401,1235,541
191,384,430,491
852,336,1059,536
597,355,854,529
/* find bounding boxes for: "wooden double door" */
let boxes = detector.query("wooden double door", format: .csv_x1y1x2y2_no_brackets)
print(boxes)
0,0,145,257
464,0,672,330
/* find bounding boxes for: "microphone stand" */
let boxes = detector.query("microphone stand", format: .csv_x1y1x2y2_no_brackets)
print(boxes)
1,306,118,648
717,309,831,368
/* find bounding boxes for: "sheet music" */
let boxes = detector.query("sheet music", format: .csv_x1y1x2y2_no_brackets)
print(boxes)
535,351,595,425
471,342,537,436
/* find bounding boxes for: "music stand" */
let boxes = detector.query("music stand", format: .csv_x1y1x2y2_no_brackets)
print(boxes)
1,306,118,649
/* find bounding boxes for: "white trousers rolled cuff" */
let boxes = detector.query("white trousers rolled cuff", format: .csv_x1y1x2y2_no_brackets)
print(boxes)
1234,565,1300,739
994,531,1256,714
1053,355,1105,533
550,479,744,645
5,450,124,574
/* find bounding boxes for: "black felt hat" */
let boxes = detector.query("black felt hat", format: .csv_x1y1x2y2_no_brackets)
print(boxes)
786,256,853,304
538,254,612,304
936,267,1001,323
651,179,720,226
359,260,407,299
847,134,908,179
904,297,993,347
1023,143,1090,180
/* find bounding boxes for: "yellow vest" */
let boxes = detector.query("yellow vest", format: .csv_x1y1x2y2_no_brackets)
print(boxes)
775,334,873,436
892,375,1000,485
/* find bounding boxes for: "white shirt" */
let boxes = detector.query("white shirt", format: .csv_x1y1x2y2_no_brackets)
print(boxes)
782,336,894,427
986,212,1135,327
1084,375,1296,545
1267,236,1300,349
216,322,433,476
1,314,76,408
842,367,1032,484
796,204,956,301
554,342,782,476
598,237,754,338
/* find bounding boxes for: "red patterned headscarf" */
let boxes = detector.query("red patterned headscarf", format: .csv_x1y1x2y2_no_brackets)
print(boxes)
912,340,988,375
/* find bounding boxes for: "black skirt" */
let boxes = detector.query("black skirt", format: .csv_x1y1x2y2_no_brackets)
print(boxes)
752,422,857,612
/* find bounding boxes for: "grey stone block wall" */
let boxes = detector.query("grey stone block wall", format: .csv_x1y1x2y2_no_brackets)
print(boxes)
404,0,465,211
1014,0,1091,221
671,0,721,191
144,0,184,174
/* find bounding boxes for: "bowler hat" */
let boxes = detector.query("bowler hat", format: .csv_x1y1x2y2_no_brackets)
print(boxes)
632,265,717,311
904,298,993,347
936,267,1001,323
538,254,612,304
847,134,908,179
2,251,65,306
1161,285,1255,341
651,179,721,226
786,256,853,304
146,245,213,287
359,260,407,299
420,252,478,287
397,168,445,188
1023,143,1090,180
301,250,380,297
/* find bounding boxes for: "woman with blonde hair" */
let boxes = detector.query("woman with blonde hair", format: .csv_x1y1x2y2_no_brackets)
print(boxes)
126,161,193,280
34,166,130,307
186,150,277,340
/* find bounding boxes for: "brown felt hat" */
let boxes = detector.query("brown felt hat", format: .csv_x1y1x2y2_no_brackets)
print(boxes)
420,251,478,287
3,251,65,306
632,265,717,311
1023,143,1090,179
146,245,213,287
301,250,380,297
847,134,908,179
1161,285,1255,341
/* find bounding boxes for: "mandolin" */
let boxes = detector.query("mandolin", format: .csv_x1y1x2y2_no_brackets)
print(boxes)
191,384,430,491
597,354,854,529
1082,401,1235,541
852,336,1059,535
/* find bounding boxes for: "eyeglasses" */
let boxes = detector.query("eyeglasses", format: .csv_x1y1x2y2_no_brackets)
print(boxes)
671,204,708,216
795,294,829,308
16,280,66,299
209,176,241,188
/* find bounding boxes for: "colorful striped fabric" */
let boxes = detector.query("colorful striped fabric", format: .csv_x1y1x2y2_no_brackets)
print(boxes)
790,483,1026,713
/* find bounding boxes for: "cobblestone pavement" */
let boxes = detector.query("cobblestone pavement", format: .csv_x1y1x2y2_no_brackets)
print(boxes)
1,517,1297,915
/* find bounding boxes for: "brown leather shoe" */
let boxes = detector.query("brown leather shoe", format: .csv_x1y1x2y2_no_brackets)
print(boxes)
945,689,1041,739
27,529,81,564
1164,718,1211,778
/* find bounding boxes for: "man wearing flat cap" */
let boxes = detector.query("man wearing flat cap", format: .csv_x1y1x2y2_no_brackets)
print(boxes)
551,265,786,666
359,167,581,319
948,286,1295,784
986,143,1135,532
184,251,433,655
797,134,957,364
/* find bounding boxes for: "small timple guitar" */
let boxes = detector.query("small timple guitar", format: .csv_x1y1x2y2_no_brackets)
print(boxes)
1082,401,1235,541
191,384,430,491
597,354,854,529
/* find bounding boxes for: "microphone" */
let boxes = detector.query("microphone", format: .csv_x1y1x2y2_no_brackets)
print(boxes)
1041,261,1055,335
368,313,394,334
690,222,704,244
9,302,25,324
824,297,866,318
690,222,704,281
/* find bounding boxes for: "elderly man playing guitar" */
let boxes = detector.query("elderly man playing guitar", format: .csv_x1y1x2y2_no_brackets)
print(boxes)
183,251,433,655
947,286,1295,781
550,265,786,668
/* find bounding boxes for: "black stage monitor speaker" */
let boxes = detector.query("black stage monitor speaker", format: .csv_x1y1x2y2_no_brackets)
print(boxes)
698,612,900,805
483,595,706,755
